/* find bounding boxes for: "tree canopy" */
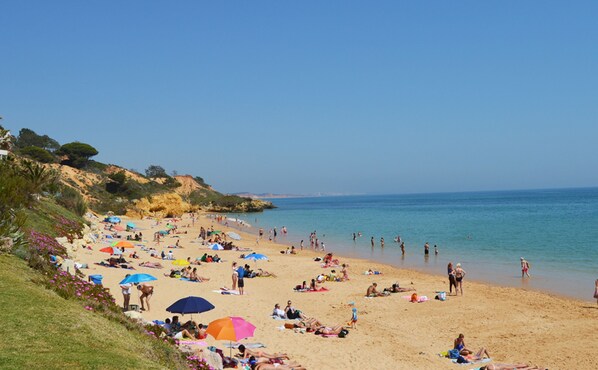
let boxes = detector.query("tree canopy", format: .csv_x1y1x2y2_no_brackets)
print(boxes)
16,128,60,151
56,142,99,169
145,165,168,178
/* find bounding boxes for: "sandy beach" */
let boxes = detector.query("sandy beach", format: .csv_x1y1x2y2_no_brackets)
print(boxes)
72,213,598,370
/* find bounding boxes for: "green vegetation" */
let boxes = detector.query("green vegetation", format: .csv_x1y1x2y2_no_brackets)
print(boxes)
19,145,55,162
0,255,187,370
56,142,99,169
15,128,60,152
145,164,169,178
22,199,84,237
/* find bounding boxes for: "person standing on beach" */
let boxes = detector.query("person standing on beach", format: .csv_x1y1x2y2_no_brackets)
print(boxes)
120,274,132,311
520,257,531,277
300,240,304,250
447,262,457,295
455,263,466,295
137,283,154,311
424,242,430,255
237,264,246,295
593,279,598,305
232,262,238,291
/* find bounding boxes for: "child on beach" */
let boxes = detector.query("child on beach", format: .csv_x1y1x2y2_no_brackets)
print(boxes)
348,307,358,329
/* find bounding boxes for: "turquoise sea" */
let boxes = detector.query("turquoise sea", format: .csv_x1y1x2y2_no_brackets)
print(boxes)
229,188,598,300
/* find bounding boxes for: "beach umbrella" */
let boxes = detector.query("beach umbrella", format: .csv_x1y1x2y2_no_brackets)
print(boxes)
126,222,136,229
207,316,256,357
210,243,224,250
166,296,215,316
113,225,125,232
112,240,135,248
159,230,169,235
119,273,157,285
100,246,122,255
106,216,121,224
226,232,241,241
211,230,222,234
172,259,190,266
244,253,268,261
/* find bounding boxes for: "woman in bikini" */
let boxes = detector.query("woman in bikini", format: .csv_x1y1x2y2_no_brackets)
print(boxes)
232,262,238,290
448,262,457,295
455,263,466,296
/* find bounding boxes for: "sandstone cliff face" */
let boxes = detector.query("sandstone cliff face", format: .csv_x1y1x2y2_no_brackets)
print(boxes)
126,193,192,218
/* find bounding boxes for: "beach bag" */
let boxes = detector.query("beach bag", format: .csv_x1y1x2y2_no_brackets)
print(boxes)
448,349,460,359
438,291,446,301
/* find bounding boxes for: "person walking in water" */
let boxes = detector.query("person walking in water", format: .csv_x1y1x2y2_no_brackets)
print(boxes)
370,237,375,248
400,242,405,255
520,257,531,278
380,237,385,248
424,242,430,255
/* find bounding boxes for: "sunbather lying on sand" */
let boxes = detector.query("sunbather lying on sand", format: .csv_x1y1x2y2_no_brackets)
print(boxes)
247,356,306,370
255,269,276,277
139,261,163,268
238,345,289,360
383,283,415,293
480,364,547,370
314,325,345,335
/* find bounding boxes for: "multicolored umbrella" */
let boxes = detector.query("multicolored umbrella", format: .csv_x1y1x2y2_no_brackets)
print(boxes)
112,240,135,248
100,246,123,255
207,316,256,356
207,316,255,341
210,243,224,250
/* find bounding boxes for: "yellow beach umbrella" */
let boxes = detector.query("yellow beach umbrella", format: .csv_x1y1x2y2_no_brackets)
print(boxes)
172,259,190,266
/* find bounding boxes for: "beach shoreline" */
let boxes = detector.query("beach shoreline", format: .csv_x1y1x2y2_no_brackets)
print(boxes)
72,212,598,369
222,215,596,304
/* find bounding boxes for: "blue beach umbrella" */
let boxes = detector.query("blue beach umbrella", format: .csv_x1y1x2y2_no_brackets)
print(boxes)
244,253,268,261
119,273,157,285
106,216,121,224
167,296,215,316
226,232,241,241
126,222,136,228
211,243,224,250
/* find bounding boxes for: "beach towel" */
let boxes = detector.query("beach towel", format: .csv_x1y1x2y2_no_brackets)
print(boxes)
212,289,241,295
180,277,201,283
176,340,208,346
296,287,329,293
451,358,491,366
224,342,266,349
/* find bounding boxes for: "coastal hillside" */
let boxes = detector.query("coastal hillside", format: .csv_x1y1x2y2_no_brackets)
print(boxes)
1,126,274,217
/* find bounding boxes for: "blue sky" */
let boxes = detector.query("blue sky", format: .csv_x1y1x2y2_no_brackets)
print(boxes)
1,1,597,194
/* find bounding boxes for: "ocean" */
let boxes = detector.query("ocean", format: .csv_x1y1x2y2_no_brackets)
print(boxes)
228,188,598,301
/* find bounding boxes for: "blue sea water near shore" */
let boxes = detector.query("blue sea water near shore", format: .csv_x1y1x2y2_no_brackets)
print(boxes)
229,188,598,301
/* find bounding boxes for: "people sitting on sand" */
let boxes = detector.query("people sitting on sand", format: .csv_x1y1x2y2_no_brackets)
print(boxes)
164,269,181,278
383,282,415,293
341,264,349,281
454,334,490,359
294,281,308,291
181,266,192,278
255,268,276,277
366,282,388,297
285,300,307,320
309,278,318,291
129,251,139,259
139,261,164,269
272,303,286,319
189,267,210,282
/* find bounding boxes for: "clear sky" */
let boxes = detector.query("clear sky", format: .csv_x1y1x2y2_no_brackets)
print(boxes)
1,1,597,195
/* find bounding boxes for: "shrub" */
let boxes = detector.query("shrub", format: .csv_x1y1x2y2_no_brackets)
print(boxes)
54,216,83,243
55,186,88,217
19,146,55,163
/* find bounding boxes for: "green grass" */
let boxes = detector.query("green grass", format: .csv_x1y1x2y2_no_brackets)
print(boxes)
22,199,84,236
0,255,186,370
